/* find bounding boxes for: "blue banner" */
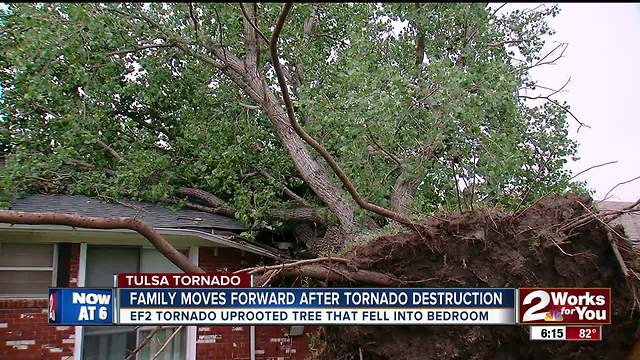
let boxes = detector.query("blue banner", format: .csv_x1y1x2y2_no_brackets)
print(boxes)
48,288,114,325
118,288,514,308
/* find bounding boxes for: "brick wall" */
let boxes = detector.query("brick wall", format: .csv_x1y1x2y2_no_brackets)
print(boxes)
68,244,80,288
196,247,315,360
0,244,314,360
196,325,318,360
0,244,80,360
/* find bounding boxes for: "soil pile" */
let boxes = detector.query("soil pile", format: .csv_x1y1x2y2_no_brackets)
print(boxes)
316,194,639,360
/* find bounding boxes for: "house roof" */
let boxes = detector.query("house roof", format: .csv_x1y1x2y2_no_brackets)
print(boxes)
596,200,640,247
4,194,284,259
10,194,244,231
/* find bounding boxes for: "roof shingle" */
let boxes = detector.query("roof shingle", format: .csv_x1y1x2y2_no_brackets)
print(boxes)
10,194,244,231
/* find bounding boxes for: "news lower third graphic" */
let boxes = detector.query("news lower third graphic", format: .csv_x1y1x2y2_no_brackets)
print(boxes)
48,288,114,325
48,274,611,341
117,288,515,325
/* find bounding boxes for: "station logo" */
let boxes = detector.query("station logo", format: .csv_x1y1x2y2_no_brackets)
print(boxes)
518,288,610,325
48,289,57,323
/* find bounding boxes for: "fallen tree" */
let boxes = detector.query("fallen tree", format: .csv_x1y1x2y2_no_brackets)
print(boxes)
2,193,640,359
2,3,584,248
305,194,640,359
2,3,635,359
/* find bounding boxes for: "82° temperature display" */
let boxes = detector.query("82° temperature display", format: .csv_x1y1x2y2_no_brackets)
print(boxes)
530,326,602,341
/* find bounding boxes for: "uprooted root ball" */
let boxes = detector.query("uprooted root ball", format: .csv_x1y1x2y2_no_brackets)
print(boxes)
315,194,639,360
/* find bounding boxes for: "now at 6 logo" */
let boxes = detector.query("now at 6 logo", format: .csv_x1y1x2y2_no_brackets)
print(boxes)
518,288,611,325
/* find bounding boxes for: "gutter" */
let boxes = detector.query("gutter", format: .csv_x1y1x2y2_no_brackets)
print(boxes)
156,227,285,260
0,223,285,260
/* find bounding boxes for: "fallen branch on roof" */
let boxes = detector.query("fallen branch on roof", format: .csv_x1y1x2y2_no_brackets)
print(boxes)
0,210,203,273
178,186,329,225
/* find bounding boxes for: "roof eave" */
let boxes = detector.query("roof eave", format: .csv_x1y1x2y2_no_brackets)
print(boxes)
0,223,284,260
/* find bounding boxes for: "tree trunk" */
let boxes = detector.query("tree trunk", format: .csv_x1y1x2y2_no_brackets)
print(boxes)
390,173,422,213
199,11,359,242
243,76,357,240
270,207,327,224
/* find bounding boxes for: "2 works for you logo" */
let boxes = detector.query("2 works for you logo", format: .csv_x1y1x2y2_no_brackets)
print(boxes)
518,288,610,325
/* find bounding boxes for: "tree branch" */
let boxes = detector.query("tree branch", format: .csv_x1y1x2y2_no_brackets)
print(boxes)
151,326,183,360
177,187,328,224
258,169,311,207
183,202,229,216
490,2,507,17
177,187,235,217
239,3,269,44
268,4,417,229
414,3,425,65
0,211,203,273
366,128,401,166
521,42,567,71
570,160,618,180
106,42,174,56
238,257,427,287
241,2,260,75
125,326,164,360
602,175,640,201
546,76,571,98
519,95,590,131
188,3,200,40
270,207,327,224
95,138,123,162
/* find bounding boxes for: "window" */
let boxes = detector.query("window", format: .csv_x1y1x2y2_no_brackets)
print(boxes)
83,246,140,360
0,243,55,297
140,248,181,273
82,246,187,360
137,327,186,360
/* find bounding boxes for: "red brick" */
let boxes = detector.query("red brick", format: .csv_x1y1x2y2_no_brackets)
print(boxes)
1,245,313,359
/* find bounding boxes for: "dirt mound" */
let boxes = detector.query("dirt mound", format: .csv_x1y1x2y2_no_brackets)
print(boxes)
316,194,639,360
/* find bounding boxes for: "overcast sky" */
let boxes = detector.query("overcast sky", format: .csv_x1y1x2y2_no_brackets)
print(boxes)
499,3,640,202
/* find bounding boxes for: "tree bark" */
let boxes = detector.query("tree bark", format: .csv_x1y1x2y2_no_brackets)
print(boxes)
178,187,329,225
390,173,422,213
270,207,326,224
0,210,203,273
256,96,356,236
241,3,259,75
177,187,235,217
266,4,418,232
185,15,359,239
254,264,401,287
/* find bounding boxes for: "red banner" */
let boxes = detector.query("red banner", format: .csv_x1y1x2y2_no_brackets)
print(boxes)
518,288,610,325
116,273,251,288
566,326,602,341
